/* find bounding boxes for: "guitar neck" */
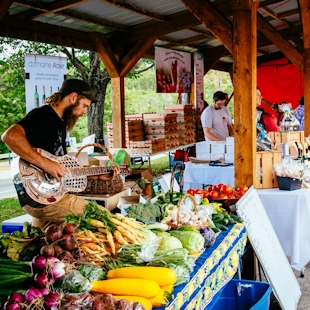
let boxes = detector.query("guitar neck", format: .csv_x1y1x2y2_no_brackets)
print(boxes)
72,166,113,176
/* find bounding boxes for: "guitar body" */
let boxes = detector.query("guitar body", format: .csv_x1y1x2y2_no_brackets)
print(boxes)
11,148,87,205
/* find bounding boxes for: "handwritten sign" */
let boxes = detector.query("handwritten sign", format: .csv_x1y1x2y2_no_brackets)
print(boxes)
236,186,301,310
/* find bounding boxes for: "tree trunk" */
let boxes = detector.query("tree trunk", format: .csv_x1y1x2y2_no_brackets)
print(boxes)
87,51,111,146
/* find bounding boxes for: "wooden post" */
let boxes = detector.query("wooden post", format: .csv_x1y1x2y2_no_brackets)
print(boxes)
111,77,126,148
231,0,258,188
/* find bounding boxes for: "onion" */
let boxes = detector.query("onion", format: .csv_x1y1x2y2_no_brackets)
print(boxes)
32,255,47,271
6,293,23,303
49,261,66,279
45,224,63,242
24,288,43,303
3,302,20,310
40,244,55,257
56,250,75,263
44,293,60,310
34,272,49,288
53,244,64,255
40,287,50,296
46,256,60,264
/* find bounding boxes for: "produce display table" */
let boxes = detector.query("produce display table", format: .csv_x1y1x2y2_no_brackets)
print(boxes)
157,223,247,310
183,163,235,191
258,188,310,271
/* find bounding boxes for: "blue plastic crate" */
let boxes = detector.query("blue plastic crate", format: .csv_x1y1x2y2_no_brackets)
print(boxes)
207,279,272,310
1,214,32,233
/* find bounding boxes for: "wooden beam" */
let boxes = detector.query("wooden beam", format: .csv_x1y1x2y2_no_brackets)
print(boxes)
101,0,166,22
203,46,228,74
257,13,304,71
299,0,310,137
232,0,258,188
259,6,292,27
89,32,120,77
0,14,94,50
0,0,13,21
181,0,233,53
120,36,157,77
111,77,125,148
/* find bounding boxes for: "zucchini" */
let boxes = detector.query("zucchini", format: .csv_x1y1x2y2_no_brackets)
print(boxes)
230,214,243,223
215,223,228,231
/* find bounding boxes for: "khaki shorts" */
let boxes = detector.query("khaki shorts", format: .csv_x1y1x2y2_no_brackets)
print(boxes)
23,193,108,229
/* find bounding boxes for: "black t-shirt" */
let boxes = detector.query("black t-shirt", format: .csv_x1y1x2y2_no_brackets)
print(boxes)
15,105,67,207
18,105,67,156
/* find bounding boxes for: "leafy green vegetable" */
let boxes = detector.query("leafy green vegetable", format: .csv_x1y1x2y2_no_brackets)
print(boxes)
170,230,205,254
158,235,183,251
65,201,116,231
78,264,106,281
125,199,162,224
140,228,158,243
56,270,91,293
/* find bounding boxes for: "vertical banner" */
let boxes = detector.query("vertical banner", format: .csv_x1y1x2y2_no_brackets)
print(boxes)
155,47,192,93
25,54,67,113
195,52,205,114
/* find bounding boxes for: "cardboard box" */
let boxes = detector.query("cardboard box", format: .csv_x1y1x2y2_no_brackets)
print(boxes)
196,153,211,160
158,173,180,193
78,189,128,211
117,194,158,215
210,153,225,160
126,168,153,182
196,141,211,153
211,142,226,154
224,153,234,163
226,137,234,153
92,155,110,166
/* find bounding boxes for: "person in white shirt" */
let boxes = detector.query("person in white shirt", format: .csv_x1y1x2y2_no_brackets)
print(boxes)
200,91,234,141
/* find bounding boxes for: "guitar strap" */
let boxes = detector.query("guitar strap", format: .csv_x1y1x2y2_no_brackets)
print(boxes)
14,182,42,208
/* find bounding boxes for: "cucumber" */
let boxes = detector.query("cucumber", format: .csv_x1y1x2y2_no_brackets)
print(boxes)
230,214,243,223
220,218,229,226
212,214,225,221
215,223,228,231
211,227,221,233
227,217,236,225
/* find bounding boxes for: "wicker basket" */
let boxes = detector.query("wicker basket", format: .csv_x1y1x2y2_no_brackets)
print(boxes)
76,143,124,195
169,194,208,230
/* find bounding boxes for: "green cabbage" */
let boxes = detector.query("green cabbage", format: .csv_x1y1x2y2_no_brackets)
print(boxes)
170,230,205,254
159,235,183,251
140,228,158,243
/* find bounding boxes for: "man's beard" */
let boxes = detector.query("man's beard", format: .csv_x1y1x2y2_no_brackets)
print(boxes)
63,104,79,131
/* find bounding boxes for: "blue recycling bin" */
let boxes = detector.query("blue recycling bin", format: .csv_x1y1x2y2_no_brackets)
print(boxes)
207,279,272,310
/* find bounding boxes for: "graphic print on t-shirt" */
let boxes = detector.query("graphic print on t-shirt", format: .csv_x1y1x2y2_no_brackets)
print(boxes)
54,129,65,156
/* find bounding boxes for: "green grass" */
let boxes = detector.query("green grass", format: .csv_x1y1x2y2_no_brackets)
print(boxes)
139,155,170,176
0,198,26,234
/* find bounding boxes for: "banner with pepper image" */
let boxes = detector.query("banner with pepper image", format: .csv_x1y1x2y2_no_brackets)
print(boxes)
155,47,192,94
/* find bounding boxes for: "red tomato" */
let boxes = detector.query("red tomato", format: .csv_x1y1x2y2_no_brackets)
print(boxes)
219,194,228,199
219,184,225,193
207,186,213,192
210,191,219,199
195,189,203,195
186,189,194,196
223,185,233,195
240,185,249,192
203,192,210,199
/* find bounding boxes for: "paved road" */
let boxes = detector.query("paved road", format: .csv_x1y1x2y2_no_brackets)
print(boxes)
0,162,16,199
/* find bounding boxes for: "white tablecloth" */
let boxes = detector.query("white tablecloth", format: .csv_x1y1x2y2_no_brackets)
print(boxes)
258,188,310,271
183,162,235,191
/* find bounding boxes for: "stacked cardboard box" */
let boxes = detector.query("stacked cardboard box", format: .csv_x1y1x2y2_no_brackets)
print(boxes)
129,138,166,154
164,104,196,145
107,120,144,148
143,113,179,149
